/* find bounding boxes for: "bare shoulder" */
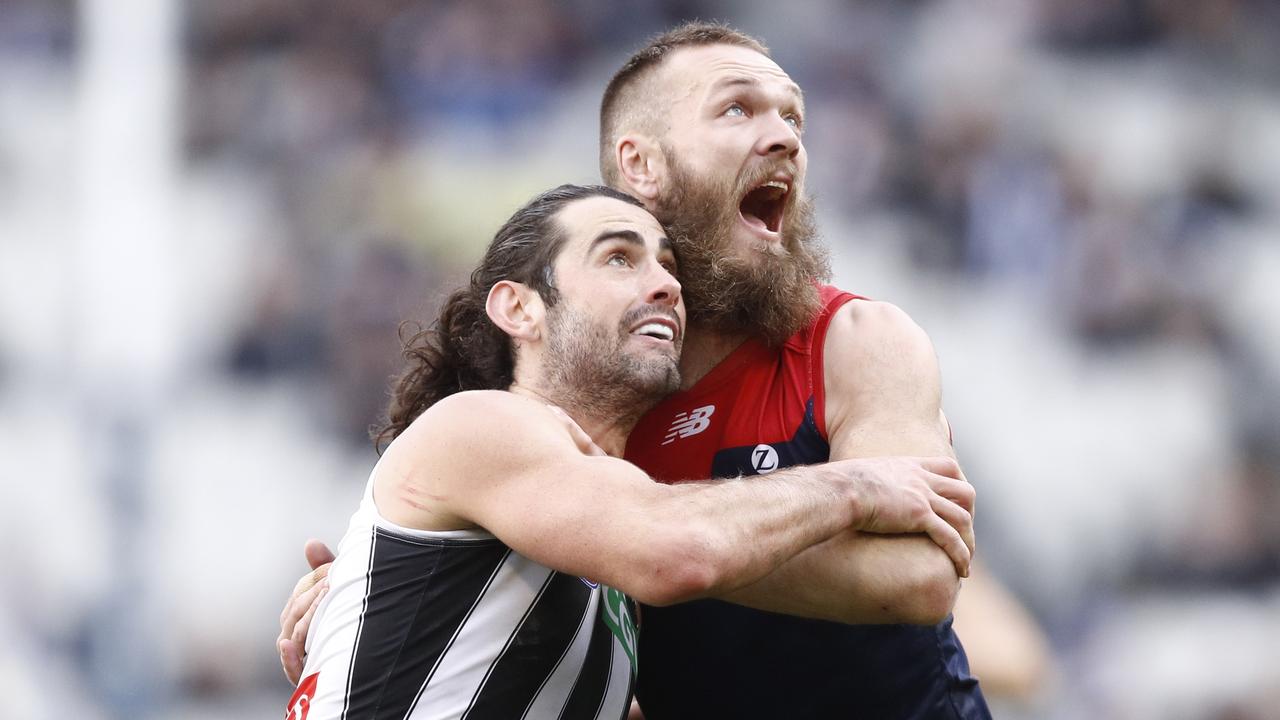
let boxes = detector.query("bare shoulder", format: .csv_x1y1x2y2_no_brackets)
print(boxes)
375,390,574,530
824,299,943,436
826,300,938,384
385,391,567,473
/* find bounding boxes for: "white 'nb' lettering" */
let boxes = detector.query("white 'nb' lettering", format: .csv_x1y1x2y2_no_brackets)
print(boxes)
662,405,715,445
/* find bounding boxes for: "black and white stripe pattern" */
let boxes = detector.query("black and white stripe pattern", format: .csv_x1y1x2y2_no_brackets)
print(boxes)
297,480,635,720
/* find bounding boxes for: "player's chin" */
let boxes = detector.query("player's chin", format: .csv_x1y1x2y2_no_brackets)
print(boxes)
628,357,681,396
628,336,680,361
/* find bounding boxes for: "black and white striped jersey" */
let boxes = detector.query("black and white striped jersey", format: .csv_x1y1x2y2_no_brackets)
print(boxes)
289,476,639,720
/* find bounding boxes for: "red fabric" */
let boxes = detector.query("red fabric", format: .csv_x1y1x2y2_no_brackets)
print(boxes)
285,672,319,720
624,285,859,483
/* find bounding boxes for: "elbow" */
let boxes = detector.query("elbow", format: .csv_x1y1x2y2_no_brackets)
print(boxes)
896,562,961,625
861,540,961,625
627,536,724,607
631,563,717,607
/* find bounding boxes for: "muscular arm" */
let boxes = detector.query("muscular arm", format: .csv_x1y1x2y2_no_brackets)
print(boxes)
719,300,971,625
383,390,878,606
279,369,974,682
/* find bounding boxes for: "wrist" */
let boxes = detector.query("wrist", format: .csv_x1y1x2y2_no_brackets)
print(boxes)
826,460,868,530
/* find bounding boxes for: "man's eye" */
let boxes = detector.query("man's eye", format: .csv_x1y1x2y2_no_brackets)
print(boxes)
607,253,629,267
724,104,746,118
785,114,802,130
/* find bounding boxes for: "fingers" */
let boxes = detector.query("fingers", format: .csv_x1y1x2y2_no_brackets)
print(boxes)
918,456,962,480
931,492,975,558
278,541,336,685
292,579,329,651
280,563,330,629
925,473,976,561
846,456,977,577
279,636,303,686
302,564,332,597
922,500,972,578
283,573,328,633
279,568,329,668
928,475,976,516
913,462,975,577
278,602,303,684
305,539,336,570
278,576,328,684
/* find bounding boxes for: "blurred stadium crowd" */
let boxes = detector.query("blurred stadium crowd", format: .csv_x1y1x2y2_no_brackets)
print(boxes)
1,0,1279,718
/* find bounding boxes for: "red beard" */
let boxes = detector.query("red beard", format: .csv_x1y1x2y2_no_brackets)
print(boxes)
655,153,831,346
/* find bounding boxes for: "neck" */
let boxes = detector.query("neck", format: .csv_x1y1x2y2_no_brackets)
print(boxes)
508,382,642,458
677,323,751,390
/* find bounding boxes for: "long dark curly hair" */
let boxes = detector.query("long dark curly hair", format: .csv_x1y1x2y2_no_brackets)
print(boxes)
374,184,644,450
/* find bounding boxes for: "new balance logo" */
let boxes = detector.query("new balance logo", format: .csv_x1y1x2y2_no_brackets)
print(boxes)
662,405,715,445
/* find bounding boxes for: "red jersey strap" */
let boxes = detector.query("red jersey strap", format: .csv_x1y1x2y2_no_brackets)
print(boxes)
807,285,864,440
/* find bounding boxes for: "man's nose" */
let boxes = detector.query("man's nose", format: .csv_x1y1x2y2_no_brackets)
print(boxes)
646,266,681,307
756,113,800,159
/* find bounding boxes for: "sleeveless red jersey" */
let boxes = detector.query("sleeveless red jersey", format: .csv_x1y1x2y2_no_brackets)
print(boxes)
622,285,990,720
625,285,853,482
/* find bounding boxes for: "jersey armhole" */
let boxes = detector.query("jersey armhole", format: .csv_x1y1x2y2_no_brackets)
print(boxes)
810,289,862,441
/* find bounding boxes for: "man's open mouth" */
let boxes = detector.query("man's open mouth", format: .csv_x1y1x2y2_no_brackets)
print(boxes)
739,178,790,235
629,316,679,342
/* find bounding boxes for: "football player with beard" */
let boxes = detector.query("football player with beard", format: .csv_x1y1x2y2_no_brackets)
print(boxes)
593,24,992,719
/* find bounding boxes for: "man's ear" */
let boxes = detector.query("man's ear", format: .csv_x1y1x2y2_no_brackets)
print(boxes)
486,280,544,343
616,134,666,204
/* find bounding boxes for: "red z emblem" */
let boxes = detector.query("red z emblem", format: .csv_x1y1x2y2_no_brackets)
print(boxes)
285,672,319,720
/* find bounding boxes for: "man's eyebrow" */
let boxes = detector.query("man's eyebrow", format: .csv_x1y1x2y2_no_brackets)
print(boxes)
709,75,805,102
589,229,645,251
589,229,673,257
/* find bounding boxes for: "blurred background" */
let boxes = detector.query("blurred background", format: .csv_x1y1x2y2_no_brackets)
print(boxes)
2,0,1278,718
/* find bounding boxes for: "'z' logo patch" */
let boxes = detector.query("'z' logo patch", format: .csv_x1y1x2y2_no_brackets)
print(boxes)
751,444,779,474
663,405,715,445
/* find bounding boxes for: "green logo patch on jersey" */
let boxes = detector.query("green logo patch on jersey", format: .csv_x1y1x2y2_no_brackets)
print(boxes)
601,585,638,676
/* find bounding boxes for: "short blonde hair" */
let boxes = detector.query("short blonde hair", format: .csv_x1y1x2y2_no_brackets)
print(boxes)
598,22,769,187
